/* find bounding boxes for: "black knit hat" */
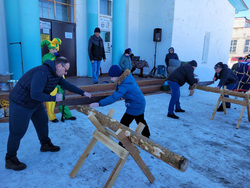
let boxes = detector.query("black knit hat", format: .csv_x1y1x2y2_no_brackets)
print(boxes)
94,27,101,33
188,60,197,67
214,62,223,69
125,49,130,54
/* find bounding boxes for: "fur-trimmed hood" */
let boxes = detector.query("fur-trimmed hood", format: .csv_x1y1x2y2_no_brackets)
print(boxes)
117,69,131,85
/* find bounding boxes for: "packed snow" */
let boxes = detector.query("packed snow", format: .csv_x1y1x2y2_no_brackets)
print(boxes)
0,66,249,188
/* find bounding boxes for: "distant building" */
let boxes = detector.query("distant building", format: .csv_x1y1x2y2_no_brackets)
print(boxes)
228,17,250,68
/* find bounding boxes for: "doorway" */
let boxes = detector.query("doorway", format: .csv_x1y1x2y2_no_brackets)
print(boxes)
40,18,76,76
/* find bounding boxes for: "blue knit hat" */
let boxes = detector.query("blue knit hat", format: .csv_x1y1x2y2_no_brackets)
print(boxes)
108,65,122,77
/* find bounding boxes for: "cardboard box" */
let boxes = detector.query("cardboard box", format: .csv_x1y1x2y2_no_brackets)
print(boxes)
0,75,11,83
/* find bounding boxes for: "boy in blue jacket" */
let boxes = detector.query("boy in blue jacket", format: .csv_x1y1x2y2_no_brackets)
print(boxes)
89,65,150,138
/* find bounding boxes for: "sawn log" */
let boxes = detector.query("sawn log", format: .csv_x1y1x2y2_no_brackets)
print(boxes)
195,85,248,98
76,105,188,172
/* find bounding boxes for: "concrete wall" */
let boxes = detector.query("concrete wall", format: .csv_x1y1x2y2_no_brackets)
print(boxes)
75,0,88,76
172,0,235,71
0,0,9,75
126,0,175,74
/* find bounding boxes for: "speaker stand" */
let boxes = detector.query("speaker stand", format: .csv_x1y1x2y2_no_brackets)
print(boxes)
146,41,158,78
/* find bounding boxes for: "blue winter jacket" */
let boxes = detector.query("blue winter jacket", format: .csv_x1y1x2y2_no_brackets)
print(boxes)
99,72,145,116
119,53,132,71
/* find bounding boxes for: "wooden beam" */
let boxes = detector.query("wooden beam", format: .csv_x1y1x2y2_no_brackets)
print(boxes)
76,105,188,172
93,130,128,159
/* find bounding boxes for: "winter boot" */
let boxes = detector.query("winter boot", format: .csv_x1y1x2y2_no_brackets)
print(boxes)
217,105,224,112
5,155,26,171
175,108,185,113
66,116,76,120
40,139,60,152
167,113,179,119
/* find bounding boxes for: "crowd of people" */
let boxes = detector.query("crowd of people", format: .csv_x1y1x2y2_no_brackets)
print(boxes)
4,26,249,172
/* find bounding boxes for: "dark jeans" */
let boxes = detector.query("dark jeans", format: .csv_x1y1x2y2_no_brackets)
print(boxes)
6,100,50,158
120,113,150,138
167,80,181,115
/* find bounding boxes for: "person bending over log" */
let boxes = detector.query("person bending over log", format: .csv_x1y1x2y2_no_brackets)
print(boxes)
89,65,150,139
213,62,238,111
5,57,91,171
167,60,199,119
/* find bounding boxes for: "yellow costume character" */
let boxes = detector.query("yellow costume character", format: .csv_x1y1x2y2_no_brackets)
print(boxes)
41,38,76,122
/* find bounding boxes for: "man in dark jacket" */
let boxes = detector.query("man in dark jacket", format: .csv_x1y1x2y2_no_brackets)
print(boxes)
213,62,238,111
5,57,91,171
165,47,179,68
167,60,199,119
88,27,106,84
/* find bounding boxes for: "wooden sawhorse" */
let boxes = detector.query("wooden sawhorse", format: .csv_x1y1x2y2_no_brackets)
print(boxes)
211,87,250,129
69,109,155,187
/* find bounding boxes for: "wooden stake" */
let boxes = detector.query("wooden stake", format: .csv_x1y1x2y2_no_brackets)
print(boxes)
236,106,246,129
116,129,155,183
135,122,146,134
104,155,129,188
69,137,98,178
211,95,222,120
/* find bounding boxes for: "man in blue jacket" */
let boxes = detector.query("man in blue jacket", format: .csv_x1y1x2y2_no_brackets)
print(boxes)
167,60,199,119
5,57,91,171
89,65,150,138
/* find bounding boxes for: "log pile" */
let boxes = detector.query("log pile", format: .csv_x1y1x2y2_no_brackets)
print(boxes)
76,105,188,172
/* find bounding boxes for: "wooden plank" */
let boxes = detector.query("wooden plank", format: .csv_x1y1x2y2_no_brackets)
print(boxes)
116,129,155,183
135,122,145,134
221,97,247,106
236,106,246,129
104,155,129,188
107,109,115,118
93,130,128,160
69,137,98,178
88,112,108,135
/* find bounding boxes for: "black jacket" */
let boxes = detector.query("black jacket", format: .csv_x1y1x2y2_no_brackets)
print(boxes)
214,64,238,88
165,53,179,67
88,34,106,61
167,63,198,86
9,60,85,108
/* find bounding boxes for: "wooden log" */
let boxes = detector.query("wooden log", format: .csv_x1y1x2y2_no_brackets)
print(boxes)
76,105,188,172
195,85,248,98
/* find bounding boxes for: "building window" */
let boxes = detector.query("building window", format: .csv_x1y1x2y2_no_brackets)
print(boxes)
244,39,250,53
230,40,237,53
100,0,112,16
39,0,75,23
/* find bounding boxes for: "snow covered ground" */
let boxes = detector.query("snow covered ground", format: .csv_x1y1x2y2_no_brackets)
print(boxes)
0,82,249,188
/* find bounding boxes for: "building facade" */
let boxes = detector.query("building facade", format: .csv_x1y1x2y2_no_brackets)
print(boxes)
228,17,250,68
0,0,247,79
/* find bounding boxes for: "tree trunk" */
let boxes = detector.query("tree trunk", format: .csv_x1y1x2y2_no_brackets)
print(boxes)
76,105,188,172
